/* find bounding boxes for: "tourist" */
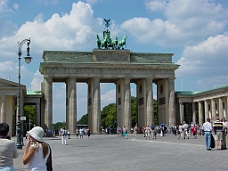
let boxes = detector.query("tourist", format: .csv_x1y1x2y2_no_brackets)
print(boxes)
150,124,156,139
213,116,224,150
67,129,71,139
145,125,151,140
0,123,19,171
117,126,122,137
134,124,139,138
123,126,128,139
61,127,68,145
79,128,84,139
178,123,184,140
183,121,189,139
220,118,227,150
191,123,197,139
23,126,51,170
87,127,91,138
76,128,79,139
202,118,212,150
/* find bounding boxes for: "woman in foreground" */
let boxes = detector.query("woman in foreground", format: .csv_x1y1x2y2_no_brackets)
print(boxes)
23,126,50,171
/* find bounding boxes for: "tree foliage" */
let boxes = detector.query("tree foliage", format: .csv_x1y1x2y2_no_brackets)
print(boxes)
24,105,36,130
101,103,116,128
52,122,66,130
62,97,158,129
77,114,88,124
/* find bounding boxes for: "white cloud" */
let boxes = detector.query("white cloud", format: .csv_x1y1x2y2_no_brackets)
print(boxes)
146,0,167,11
30,70,43,90
176,33,228,89
123,0,228,46
13,3,18,10
36,0,55,5
0,0,11,13
0,1,103,61
85,0,101,5
101,89,116,106
197,76,228,90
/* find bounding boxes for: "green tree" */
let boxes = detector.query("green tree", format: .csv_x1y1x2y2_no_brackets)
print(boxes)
77,114,88,124
52,122,66,130
24,105,36,130
76,97,158,128
153,99,158,125
101,103,116,128
131,96,137,127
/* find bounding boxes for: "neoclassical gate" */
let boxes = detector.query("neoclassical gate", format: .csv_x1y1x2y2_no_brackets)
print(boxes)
39,49,179,133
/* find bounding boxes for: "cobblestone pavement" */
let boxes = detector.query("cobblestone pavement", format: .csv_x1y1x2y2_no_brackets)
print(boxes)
12,133,228,171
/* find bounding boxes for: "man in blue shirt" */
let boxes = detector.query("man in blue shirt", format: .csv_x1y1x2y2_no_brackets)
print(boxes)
202,118,212,150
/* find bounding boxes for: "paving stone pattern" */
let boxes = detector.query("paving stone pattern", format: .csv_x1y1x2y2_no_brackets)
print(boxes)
13,134,228,171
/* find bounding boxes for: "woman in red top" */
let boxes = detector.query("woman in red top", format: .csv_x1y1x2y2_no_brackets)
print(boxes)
192,124,197,139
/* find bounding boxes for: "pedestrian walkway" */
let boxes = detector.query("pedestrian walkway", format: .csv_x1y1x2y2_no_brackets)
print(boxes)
12,133,228,171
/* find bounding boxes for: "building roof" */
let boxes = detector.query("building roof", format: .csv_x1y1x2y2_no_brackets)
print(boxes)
26,90,42,96
176,85,228,96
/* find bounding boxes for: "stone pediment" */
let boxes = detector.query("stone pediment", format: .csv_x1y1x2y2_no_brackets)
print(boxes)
0,78,25,88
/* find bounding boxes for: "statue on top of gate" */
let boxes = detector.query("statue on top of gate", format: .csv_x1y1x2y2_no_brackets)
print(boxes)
96,19,127,50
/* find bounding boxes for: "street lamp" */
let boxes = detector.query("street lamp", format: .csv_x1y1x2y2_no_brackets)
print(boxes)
16,38,32,149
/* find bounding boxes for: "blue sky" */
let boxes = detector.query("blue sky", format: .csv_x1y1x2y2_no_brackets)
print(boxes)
1,0,228,123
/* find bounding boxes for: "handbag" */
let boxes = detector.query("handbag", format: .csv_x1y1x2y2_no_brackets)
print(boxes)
210,133,215,148
46,144,53,171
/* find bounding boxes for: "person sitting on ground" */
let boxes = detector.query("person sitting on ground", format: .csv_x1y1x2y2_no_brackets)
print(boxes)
0,123,19,171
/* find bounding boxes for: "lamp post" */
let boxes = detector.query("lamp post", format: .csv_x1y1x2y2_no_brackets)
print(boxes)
16,38,32,149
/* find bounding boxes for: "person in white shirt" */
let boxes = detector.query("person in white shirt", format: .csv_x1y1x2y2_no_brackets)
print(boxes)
202,118,212,150
0,123,19,171
61,127,68,145
183,121,189,139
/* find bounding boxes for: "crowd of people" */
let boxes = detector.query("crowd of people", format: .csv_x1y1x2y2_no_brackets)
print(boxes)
202,116,228,150
0,116,227,170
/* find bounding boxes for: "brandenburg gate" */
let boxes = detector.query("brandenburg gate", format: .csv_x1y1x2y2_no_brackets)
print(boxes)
39,49,179,133
39,19,179,133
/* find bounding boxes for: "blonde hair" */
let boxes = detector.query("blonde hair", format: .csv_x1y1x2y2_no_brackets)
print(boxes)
34,141,49,158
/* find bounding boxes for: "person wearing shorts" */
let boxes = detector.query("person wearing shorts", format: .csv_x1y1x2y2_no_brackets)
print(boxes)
213,116,224,150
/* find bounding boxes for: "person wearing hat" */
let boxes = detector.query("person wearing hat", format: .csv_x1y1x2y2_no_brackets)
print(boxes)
0,123,19,171
23,126,50,171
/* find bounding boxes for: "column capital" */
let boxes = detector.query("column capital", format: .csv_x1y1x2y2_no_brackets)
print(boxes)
44,75,53,83
124,78,130,84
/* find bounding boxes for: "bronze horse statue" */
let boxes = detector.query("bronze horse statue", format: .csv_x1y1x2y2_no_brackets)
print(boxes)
118,35,127,49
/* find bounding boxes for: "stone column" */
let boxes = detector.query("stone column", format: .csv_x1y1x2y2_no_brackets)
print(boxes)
92,77,101,134
225,97,228,120
36,103,41,126
66,78,76,133
179,102,184,123
43,76,53,130
123,78,131,130
198,101,203,126
211,99,216,120
226,96,228,120
192,102,196,123
219,98,223,119
0,95,6,123
146,78,153,126
204,100,209,122
168,78,175,126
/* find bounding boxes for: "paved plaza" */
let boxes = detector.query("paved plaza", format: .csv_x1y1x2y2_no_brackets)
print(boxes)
13,133,228,171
